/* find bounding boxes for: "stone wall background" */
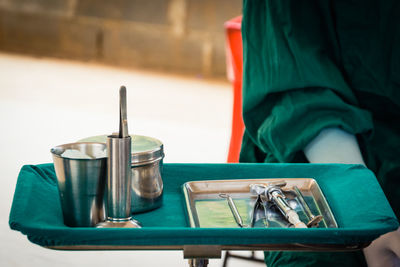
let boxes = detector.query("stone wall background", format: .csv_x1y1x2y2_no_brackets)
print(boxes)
0,0,242,77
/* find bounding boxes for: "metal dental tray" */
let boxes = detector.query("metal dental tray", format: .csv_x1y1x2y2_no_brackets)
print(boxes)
183,178,337,229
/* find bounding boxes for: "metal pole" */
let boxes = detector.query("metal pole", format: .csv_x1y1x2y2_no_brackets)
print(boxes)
188,259,209,267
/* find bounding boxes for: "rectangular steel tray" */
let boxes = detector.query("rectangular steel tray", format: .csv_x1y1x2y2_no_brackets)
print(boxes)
183,178,337,229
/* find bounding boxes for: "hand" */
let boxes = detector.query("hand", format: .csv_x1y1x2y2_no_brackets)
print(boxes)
363,227,400,267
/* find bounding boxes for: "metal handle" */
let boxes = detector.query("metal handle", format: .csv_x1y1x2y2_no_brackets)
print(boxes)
269,188,307,228
119,86,129,138
293,186,324,227
219,193,245,228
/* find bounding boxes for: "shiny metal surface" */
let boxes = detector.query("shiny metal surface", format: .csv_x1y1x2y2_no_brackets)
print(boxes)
131,158,163,213
119,86,129,138
78,135,164,165
131,144,164,164
50,142,107,227
183,178,338,229
96,135,141,228
263,184,308,228
130,135,164,213
269,189,307,228
78,134,164,214
46,242,370,252
293,186,324,227
96,87,140,228
106,135,132,220
249,194,269,228
219,193,246,228
188,259,209,267
96,140,142,229
96,218,141,228
249,183,289,228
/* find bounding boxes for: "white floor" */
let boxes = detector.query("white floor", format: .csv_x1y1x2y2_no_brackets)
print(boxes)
0,53,264,267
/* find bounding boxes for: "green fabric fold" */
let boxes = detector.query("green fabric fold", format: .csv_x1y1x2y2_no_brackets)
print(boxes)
9,163,398,248
241,0,376,163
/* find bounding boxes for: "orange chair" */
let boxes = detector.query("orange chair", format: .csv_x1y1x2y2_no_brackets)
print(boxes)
225,16,245,163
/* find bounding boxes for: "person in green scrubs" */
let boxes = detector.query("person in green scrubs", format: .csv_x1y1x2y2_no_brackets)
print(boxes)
239,0,400,266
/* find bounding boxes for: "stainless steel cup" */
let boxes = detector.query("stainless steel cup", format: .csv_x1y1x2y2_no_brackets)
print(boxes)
50,142,107,227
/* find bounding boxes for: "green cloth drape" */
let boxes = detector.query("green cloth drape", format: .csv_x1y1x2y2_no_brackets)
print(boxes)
9,164,397,248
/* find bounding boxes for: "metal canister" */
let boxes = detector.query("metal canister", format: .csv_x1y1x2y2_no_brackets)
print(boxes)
130,135,164,213
78,134,164,214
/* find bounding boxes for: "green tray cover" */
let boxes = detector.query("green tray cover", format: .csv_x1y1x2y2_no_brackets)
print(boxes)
9,163,398,248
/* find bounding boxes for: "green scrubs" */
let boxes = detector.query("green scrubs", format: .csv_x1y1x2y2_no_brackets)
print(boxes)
240,0,400,266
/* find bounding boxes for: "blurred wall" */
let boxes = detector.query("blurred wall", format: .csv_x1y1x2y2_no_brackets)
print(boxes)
0,0,241,77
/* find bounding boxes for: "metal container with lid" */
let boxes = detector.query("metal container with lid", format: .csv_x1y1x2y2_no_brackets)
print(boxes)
79,134,164,214
130,135,164,213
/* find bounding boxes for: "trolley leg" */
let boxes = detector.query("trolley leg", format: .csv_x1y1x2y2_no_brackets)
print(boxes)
188,258,209,267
